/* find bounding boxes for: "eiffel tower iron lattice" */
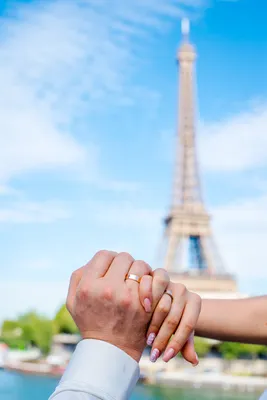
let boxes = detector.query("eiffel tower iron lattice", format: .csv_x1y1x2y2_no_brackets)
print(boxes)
161,20,230,279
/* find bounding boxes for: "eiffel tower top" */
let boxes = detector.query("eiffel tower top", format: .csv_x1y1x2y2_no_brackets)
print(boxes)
178,18,196,61
181,18,190,38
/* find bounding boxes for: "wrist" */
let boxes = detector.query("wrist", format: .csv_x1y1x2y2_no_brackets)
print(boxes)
80,331,144,362
112,344,142,363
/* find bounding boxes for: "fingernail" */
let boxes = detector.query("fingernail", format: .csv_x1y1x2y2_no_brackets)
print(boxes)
192,353,199,367
150,348,160,363
147,333,156,346
144,298,152,313
163,348,175,363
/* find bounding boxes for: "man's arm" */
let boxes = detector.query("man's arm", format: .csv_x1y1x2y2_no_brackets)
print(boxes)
259,391,267,399
196,296,267,344
49,251,159,400
49,340,139,400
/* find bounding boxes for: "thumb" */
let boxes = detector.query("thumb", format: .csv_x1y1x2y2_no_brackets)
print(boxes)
180,332,199,366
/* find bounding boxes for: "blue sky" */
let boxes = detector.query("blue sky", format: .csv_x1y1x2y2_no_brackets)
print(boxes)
0,0,267,322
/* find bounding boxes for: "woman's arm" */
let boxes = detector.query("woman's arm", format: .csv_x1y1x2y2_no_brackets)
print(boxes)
196,296,267,344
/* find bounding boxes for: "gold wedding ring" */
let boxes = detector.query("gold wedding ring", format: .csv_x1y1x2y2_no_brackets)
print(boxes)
165,289,174,301
125,274,142,284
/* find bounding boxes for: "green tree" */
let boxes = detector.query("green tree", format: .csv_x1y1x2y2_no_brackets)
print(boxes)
54,305,78,334
32,318,54,355
194,337,211,358
1,320,26,350
1,312,54,354
1,320,21,336
219,342,266,360
18,312,54,355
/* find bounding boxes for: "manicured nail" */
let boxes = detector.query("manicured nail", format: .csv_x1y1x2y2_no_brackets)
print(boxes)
163,348,175,363
192,353,199,367
150,349,160,363
147,333,156,346
144,298,152,313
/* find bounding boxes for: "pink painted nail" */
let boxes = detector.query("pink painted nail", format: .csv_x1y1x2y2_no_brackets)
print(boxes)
163,348,175,363
150,349,160,363
144,298,152,313
192,353,199,367
147,333,156,346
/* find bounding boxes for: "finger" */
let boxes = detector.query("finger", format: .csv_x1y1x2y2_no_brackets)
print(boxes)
151,268,170,311
181,333,199,366
150,283,186,362
146,293,172,346
125,260,152,294
139,275,153,313
82,250,118,280
105,252,135,281
66,266,86,313
163,293,201,363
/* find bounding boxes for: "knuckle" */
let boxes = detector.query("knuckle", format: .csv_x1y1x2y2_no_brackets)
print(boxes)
120,293,131,309
184,321,195,333
95,249,110,259
158,302,170,315
69,266,84,284
192,293,202,307
135,260,151,273
77,285,89,301
176,283,187,296
66,300,72,314
170,337,183,350
148,324,159,334
101,286,114,301
167,316,180,329
154,269,170,286
70,269,79,281
118,252,134,262
154,338,167,350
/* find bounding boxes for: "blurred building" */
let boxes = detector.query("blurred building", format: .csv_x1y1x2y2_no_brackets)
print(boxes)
158,20,240,299
46,334,80,366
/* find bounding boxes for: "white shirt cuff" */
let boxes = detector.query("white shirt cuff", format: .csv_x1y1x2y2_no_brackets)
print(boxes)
50,339,140,400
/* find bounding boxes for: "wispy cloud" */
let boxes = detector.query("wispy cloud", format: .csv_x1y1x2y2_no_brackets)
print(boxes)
213,194,267,278
199,103,267,173
0,0,205,186
0,200,69,223
96,180,143,194
91,201,162,228
0,185,19,196
159,101,267,173
160,102,267,174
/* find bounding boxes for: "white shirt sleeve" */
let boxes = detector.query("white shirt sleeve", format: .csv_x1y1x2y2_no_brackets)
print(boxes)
259,392,267,400
49,339,140,400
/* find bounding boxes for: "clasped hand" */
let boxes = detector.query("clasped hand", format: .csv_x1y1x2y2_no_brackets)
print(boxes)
66,251,201,365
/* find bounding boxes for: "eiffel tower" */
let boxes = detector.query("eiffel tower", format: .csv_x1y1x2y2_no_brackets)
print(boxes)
160,20,237,295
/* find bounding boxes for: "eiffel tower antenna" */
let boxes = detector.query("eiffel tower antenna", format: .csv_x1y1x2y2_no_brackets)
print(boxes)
181,18,190,39
158,20,237,294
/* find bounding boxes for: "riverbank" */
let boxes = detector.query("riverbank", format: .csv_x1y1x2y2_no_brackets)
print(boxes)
4,359,266,394
5,360,64,378
139,356,267,393
148,370,266,394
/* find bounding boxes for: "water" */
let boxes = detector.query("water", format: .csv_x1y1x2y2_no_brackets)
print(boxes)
0,370,260,400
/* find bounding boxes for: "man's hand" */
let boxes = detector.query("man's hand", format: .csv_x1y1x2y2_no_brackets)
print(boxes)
66,250,155,362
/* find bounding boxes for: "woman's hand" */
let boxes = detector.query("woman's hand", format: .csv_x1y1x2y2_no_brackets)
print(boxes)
139,269,202,365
